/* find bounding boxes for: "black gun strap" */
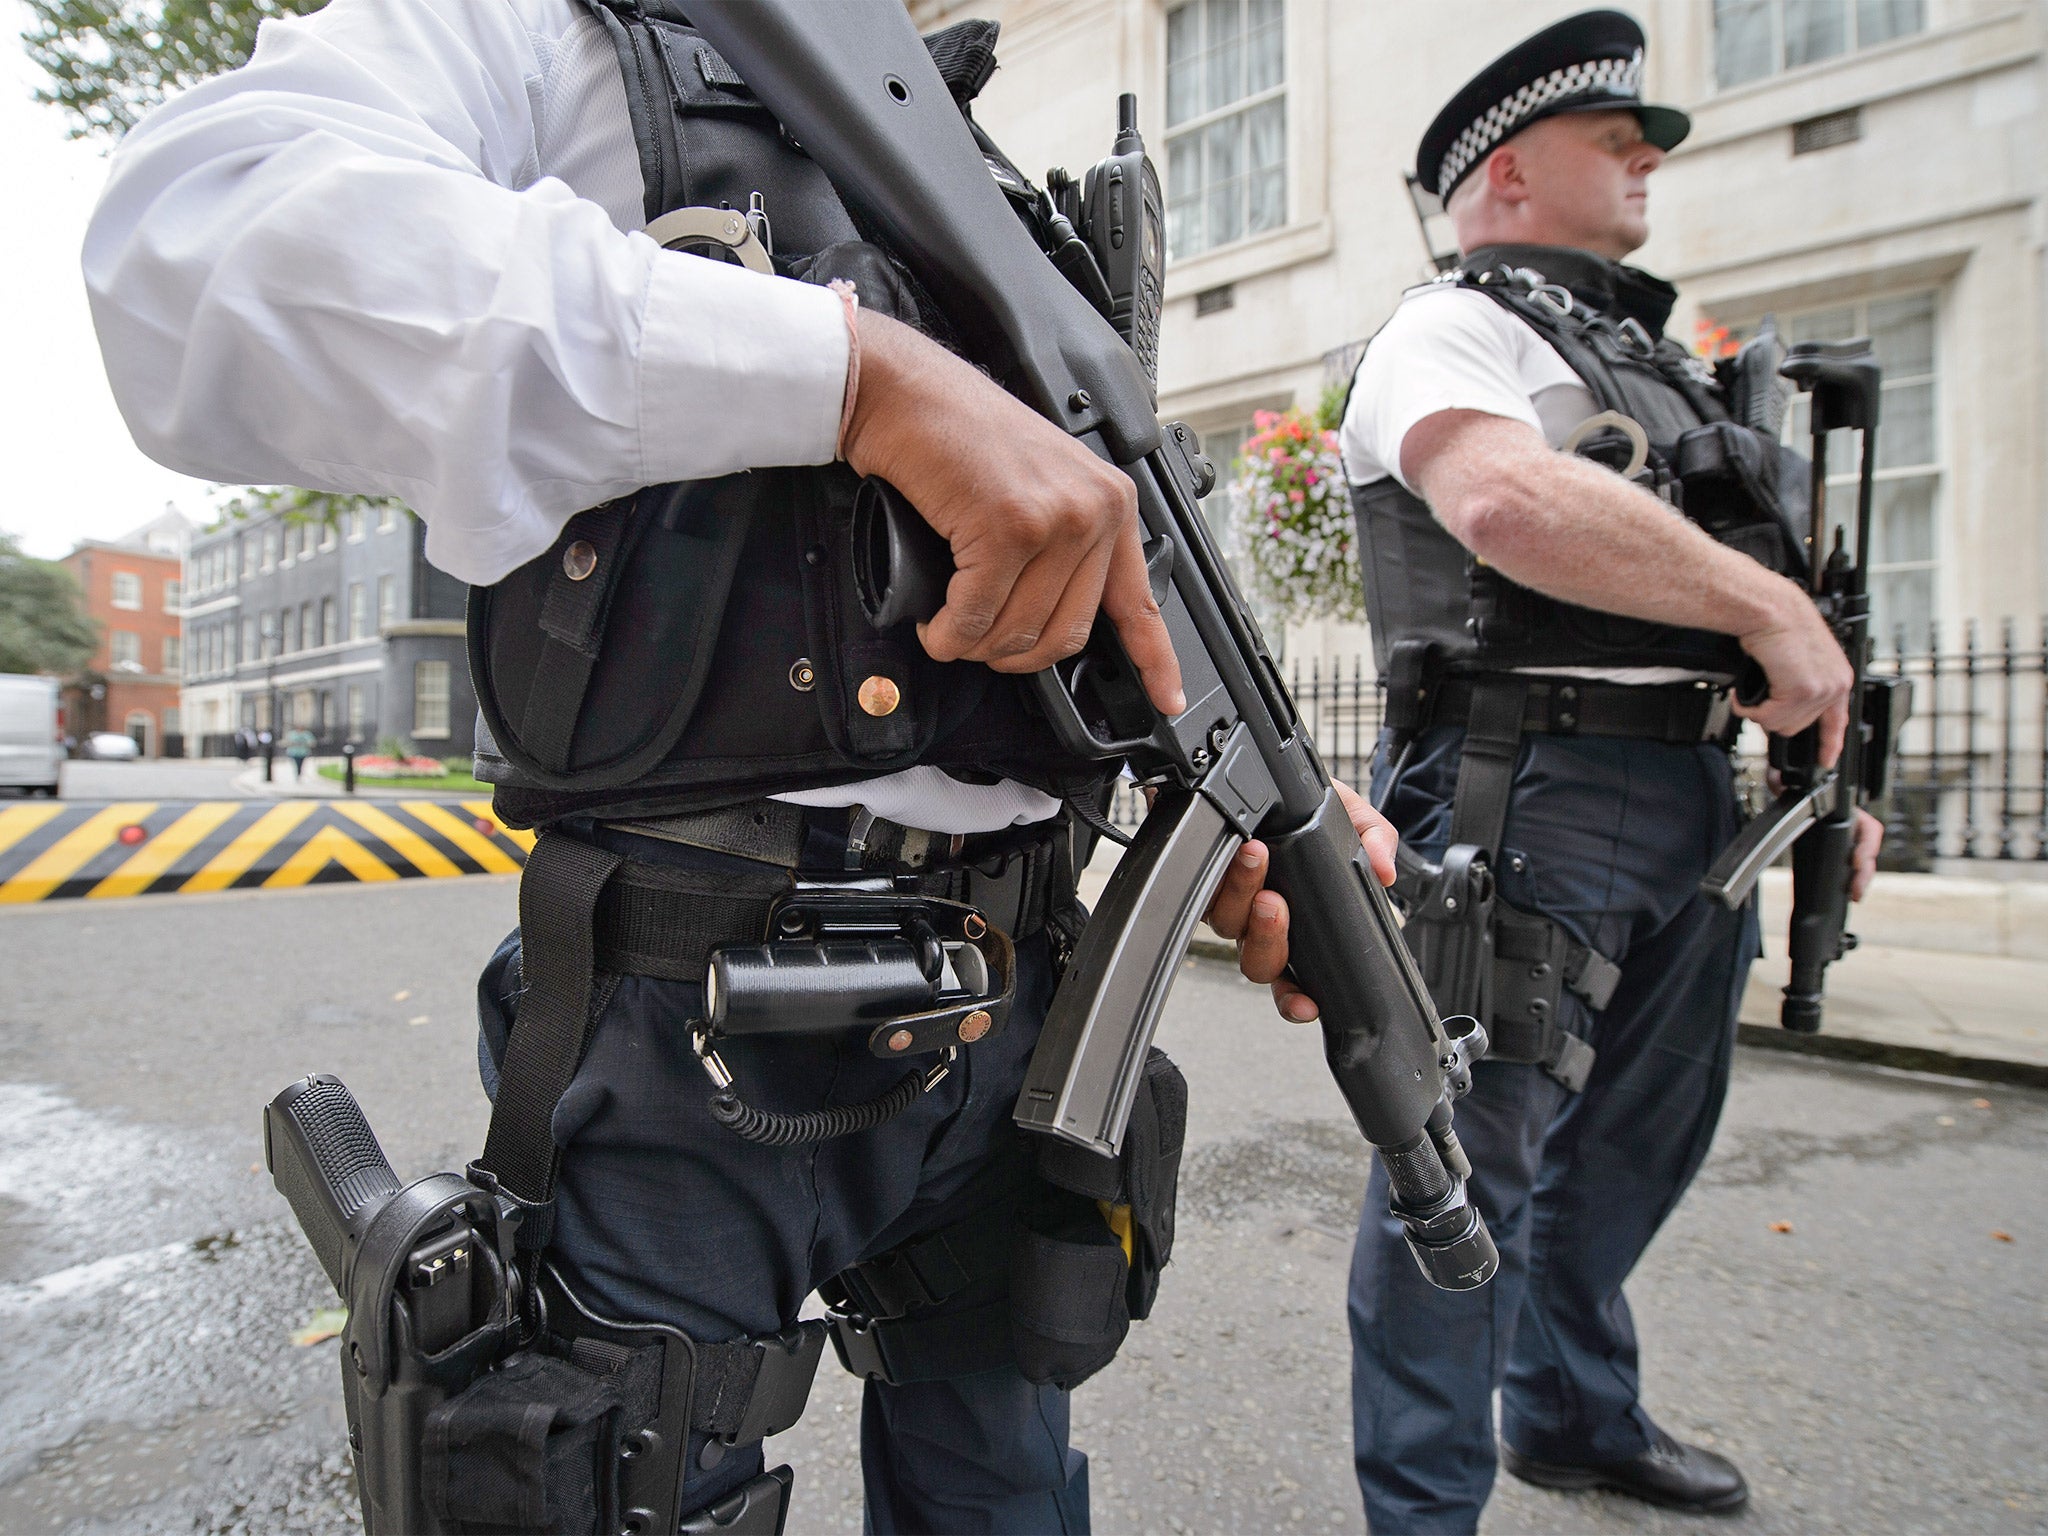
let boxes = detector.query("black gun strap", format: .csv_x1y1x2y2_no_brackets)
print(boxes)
1446,677,1527,860
474,832,624,1210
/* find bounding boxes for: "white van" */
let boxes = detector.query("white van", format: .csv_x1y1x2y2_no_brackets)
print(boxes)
0,674,64,796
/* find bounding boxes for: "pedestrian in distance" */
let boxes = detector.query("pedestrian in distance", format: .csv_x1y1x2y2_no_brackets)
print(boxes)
1206,9,1885,1531
82,3,1401,1531
284,726,314,781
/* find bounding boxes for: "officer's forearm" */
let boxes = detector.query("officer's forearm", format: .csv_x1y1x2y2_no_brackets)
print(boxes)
1410,410,1800,641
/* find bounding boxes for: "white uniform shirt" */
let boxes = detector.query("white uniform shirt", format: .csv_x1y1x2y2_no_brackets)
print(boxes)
1340,283,1704,686
84,0,1059,833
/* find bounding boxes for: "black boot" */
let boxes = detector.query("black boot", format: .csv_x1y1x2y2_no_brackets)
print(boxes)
1500,1429,1749,1514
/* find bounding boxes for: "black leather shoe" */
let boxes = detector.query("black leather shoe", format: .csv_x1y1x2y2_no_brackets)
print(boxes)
1499,1430,1749,1514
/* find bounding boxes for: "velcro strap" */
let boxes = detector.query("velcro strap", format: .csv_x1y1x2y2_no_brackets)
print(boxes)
1447,678,1527,859
1564,943,1623,1011
1486,1016,1596,1094
475,833,624,1207
692,1322,828,1446
831,1203,1018,1324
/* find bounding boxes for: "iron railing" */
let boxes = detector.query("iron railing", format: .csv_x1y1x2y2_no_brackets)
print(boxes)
1109,622,2048,869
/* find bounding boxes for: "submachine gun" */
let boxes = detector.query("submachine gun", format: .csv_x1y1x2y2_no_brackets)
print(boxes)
1699,332,1911,1030
692,0,1494,1290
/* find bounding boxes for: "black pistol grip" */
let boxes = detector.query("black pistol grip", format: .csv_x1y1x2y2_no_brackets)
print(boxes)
264,1074,401,1294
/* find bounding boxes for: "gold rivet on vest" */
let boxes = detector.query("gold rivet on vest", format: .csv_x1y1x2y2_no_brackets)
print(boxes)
789,658,816,693
958,1010,992,1044
562,540,598,581
887,1028,915,1053
858,675,901,717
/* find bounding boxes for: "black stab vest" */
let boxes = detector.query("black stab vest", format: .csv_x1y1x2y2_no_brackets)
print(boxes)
469,6,1105,828
1348,244,1809,679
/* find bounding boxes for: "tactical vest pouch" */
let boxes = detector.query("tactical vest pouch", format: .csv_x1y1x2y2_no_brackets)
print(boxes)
1014,1047,1187,1387
469,480,755,791
1673,421,1808,580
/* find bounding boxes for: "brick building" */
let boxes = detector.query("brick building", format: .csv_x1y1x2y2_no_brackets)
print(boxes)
58,509,193,756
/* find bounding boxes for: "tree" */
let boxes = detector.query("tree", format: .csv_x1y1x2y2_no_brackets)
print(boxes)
23,0,407,535
22,0,327,140
0,533,101,676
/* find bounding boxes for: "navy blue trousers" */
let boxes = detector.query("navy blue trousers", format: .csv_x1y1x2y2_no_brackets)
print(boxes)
1351,726,1759,1534
476,833,1088,1535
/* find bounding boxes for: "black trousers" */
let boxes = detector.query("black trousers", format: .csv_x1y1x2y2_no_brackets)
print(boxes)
476,830,1089,1534
1351,726,1759,1533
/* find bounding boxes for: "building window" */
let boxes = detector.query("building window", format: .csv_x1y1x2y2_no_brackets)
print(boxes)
163,636,182,675
320,520,338,552
292,689,316,729
1166,0,1285,261
163,706,180,736
1780,291,1940,643
348,508,366,542
413,659,452,740
164,578,182,612
279,607,294,654
347,683,367,737
111,571,142,609
378,504,398,532
377,575,398,631
261,527,277,571
243,618,257,664
321,596,338,648
111,629,140,667
348,582,367,640
1713,0,1923,90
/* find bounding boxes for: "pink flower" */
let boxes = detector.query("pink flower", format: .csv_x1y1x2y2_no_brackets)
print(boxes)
1304,470,1319,486
1253,410,1277,429
1289,489,1305,504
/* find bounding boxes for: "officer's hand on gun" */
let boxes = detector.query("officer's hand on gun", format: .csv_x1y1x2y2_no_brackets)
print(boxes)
1206,780,1400,1022
1734,583,1856,765
841,309,1187,718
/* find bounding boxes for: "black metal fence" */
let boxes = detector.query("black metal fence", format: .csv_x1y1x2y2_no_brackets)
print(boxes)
1109,621,2048,868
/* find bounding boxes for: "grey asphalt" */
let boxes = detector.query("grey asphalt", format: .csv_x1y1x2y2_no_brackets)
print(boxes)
47,758,256,802
0,877,2041,1535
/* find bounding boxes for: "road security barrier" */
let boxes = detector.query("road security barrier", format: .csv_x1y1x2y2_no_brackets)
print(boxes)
0,800,535,903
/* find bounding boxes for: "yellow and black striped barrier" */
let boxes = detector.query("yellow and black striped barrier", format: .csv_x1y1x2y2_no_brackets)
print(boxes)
0,800,535,903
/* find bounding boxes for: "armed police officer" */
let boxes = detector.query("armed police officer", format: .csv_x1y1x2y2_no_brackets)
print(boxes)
1211,9,1884,1531
72,1,1364,1531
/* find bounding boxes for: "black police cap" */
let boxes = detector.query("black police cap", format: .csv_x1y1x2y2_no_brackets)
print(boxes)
1416,9,1690,203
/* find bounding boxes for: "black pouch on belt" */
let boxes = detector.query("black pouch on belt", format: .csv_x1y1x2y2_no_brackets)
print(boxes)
423,1349,629,1535
1011,1048,1188,1388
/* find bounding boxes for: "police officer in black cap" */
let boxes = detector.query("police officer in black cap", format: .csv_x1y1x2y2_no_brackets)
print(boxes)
1214,8,1885,1529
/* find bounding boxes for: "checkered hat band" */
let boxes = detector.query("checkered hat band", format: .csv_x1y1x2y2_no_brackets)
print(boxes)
1437,48,1643,198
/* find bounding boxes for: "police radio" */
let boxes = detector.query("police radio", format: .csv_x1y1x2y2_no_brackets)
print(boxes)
1046,93,1166,392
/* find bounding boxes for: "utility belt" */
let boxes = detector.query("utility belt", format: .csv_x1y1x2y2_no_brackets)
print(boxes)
1386,674,1672,1094
1405,674,1738,746
263,790,1181,1534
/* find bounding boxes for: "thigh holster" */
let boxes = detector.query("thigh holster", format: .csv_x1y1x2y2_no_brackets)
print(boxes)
821,1048,1188,1393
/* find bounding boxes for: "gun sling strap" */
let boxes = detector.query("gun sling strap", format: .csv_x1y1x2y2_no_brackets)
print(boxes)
1445,676,1619,1093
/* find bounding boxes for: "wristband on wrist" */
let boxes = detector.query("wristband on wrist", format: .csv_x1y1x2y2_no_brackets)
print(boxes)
830,279,860,460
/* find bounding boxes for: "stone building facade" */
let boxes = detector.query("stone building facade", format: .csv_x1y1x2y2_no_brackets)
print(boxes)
917,0,2047,668
177,504,474,759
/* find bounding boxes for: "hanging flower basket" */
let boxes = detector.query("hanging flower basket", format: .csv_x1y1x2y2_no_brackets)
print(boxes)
1222,407,1363,624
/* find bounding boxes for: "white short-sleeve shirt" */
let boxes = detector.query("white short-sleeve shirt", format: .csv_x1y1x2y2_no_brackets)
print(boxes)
1340,285,1595,490
1340,283,1710,686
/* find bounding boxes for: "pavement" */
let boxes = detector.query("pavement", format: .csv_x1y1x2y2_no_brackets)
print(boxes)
1079,843,2048,1089
0,876,2041,1534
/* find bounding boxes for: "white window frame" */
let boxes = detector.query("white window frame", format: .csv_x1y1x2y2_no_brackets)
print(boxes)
110,571,142,610
110,629,141,667
1711,0,1926,91
1164,0,1288,263
377,575,398,632
413,659,452,740
164,578,183,612
163,636,183,675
